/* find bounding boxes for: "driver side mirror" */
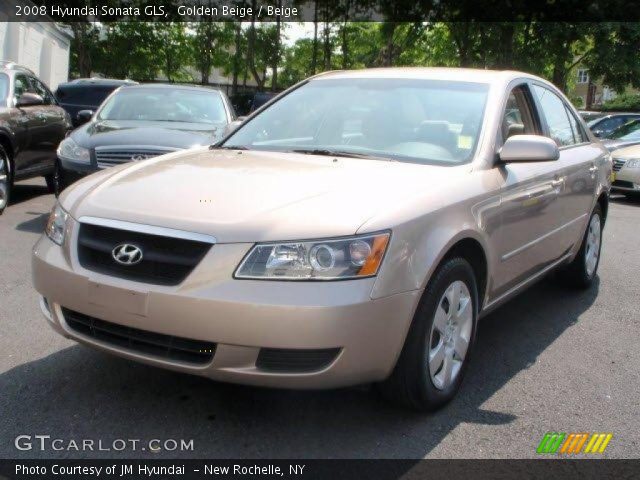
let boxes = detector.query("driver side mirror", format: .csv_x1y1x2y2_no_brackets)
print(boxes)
16,92,44,107
76,110,94,125
225,118,244,135
499,135,559,163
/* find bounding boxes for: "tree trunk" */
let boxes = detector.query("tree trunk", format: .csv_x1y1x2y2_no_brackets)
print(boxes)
232,21,241,95
311,2,319,75
246,0,264,90
323,19,331,70
341,0,350,69
496,23,515,69
71,23,92,77
272,2,281,92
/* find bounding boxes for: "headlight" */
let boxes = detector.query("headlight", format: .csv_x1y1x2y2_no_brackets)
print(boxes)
45,203,69,245
235,232,391,280
626,158,640,168
57,137,90,163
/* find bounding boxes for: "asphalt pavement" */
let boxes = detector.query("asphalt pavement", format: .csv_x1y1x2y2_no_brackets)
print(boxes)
1,178,639,459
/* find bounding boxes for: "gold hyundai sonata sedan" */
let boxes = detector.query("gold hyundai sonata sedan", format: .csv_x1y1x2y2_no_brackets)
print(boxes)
32,69,611,410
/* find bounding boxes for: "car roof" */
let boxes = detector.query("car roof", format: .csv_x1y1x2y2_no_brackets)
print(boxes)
0,61,36,76
599,113,640,118
57,79,136,89
121,83,223,94
313,67,540,85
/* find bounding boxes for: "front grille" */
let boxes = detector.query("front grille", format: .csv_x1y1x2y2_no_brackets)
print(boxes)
612,158,626,172
256,348,341,373
78,223,212,285
613,180,634,189
63,308,215,365
95,146,177,169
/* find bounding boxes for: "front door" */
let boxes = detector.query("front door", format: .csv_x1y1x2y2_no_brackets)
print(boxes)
529,84,600,257
492,84,567,299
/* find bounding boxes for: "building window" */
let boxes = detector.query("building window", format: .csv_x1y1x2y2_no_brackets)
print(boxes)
577,69,589,84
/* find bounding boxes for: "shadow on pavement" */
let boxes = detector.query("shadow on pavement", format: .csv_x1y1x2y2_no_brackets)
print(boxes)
610,193,640,206
15,212,48,234
9,182,50,207
0,278,599,459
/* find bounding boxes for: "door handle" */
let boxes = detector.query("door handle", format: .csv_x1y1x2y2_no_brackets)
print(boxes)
551,178,565,188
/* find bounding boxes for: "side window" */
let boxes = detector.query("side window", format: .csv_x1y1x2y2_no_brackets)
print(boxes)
30,77,55,105
532,85,578,146
564,105,587,144
13,74,35,100
598,117,624,132
501,86,536,140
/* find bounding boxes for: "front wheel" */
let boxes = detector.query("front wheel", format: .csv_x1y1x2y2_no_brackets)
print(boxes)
378,257,478,411
559,204,603,289
45,160,69,197
0,146,11,215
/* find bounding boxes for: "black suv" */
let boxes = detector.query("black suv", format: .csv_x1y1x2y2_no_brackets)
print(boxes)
0,62,72,215
55,78,137,127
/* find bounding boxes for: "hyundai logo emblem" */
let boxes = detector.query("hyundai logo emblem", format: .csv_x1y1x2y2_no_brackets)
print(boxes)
131,154,148,161
112,243,143,265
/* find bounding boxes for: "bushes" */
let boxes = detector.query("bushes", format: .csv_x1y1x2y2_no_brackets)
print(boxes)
601,93,640,112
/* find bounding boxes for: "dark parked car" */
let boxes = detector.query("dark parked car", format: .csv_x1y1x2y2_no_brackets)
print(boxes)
587,113,640,138
249,92,276,112
601,119,640,151
579,110,606,122
55,78,137,127
231,91,278,116
0,62,72,215
56,84,235,193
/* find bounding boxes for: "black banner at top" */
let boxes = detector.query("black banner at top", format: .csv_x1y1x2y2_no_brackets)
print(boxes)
3,0,640,22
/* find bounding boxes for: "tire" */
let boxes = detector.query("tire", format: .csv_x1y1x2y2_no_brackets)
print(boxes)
44,159,69,197
377,257,478,411
558,203,603,289
0,145,11,215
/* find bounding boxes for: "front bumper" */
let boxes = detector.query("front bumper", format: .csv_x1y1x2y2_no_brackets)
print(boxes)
32,234,420,389
612,166,640,193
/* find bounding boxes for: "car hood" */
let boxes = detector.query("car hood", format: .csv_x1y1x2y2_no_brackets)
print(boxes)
601,138,640,152
71,119,226,149
62,148,471,243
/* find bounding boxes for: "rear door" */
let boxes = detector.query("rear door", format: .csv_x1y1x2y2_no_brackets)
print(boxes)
530,83,600,254
29,76,67,171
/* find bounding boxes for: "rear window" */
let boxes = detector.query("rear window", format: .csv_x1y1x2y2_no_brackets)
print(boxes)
55,85,119,108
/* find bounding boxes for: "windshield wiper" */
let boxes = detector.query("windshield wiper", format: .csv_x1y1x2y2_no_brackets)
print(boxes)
291,148,393,161
210,144,249,150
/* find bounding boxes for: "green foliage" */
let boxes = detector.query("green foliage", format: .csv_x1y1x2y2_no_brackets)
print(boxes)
66,18,640,99
190,22,234,84
601,92,640,112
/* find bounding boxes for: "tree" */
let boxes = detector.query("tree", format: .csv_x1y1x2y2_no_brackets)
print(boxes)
64,22,100,78
154,23,191,82
191,21,233,84
95,22,162,81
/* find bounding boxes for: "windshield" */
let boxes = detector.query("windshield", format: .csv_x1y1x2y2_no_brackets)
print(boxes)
222,78,489,165
98,87,227,124
0,73,8,107
610,120,640,140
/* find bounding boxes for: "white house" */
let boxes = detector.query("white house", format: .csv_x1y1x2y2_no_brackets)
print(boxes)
0,2,72,90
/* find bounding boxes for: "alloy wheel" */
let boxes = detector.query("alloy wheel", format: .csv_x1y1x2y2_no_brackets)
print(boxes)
584,213,601,278
427,280,473,390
